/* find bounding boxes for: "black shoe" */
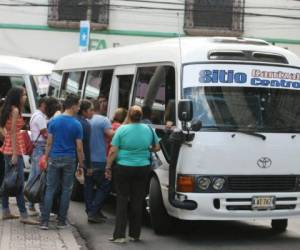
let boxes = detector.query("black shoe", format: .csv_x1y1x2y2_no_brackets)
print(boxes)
97,211,107,220
39,221,49,230
88,215,105,223
56,221,68,229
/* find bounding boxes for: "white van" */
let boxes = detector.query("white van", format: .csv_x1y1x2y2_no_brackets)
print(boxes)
0,55,54,172
49,37,300,234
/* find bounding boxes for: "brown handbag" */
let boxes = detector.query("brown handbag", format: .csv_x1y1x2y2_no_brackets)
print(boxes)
20,130,34,155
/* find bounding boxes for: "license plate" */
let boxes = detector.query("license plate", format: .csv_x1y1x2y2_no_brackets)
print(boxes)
252,196,275,210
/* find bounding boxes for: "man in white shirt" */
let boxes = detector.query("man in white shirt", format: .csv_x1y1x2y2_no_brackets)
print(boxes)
28,97,48,215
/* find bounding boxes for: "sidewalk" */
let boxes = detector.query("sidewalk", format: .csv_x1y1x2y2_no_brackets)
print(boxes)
0,200,85,250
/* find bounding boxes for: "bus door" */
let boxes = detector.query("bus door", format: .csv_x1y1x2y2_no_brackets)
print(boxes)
108,65,135,119
0,75,35,173
131,65,176,163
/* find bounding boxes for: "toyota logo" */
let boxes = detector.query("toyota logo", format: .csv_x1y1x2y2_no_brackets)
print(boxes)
257,157,272,168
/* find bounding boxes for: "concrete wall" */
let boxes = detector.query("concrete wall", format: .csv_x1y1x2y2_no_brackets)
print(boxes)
0,0,299,61
244,0,300,54
244,0,300,40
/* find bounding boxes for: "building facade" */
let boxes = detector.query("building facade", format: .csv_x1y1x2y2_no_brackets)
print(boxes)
0,0,299,61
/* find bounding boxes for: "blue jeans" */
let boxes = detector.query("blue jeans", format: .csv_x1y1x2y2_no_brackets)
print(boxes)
84,162,111,217
41,156,76,223
27,142,45,210
2,155,28,218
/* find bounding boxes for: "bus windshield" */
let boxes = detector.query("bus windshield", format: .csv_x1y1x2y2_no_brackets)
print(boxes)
33,75,50,96
31,75,50,108
183,86,300,133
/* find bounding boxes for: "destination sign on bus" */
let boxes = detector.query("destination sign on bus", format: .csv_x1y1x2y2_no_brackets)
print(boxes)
183,64,300,90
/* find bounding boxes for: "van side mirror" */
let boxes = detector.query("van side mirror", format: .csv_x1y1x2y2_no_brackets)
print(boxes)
155,128,166,138
178,100,193,122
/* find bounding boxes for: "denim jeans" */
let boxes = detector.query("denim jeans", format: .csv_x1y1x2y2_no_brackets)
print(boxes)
0,152,4,193
41,156,76,223
2,155,28,218
84,162,111,217
27,142,45,210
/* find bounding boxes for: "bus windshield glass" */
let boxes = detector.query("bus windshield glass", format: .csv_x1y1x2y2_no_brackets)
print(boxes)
30,75,50,108
182,64,300,132
183,86,300,132
33,75,50,96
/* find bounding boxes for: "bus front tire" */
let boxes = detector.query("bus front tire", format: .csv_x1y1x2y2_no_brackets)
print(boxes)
271,219,288,233
149,176,174,235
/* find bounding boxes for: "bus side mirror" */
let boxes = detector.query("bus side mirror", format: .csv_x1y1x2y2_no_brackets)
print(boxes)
155,128,167,138
191,119,202,131
178,99,193,122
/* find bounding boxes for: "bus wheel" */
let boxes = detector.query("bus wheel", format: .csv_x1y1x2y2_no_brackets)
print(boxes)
149,176,174,235
71,178,84,202
271,219,288,233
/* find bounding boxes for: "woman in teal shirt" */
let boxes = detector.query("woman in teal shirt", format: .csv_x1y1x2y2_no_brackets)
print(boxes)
105,105,160,243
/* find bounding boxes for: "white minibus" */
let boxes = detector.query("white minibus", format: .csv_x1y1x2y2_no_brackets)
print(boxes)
0,55,54,172
49,37,300,234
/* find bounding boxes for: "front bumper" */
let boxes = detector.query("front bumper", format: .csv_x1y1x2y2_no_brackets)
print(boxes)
161,187,300,220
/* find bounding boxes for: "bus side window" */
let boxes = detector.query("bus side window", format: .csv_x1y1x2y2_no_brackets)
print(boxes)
118,75,133,109
133,65,176,126
83,69,113,100
60,71,84,98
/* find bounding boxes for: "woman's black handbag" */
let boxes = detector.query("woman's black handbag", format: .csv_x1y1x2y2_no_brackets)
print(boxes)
3,164,22,196
24,171,47,203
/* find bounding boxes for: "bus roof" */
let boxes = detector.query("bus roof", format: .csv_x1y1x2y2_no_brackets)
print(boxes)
54,37,300,71
0,55,54,75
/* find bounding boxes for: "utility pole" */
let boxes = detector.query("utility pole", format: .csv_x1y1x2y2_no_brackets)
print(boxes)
83,0,92,52
87,0,92,21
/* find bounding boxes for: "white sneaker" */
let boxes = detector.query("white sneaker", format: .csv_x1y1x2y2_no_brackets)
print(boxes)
129,237,140,242
28,207,39,216
109,238,127,243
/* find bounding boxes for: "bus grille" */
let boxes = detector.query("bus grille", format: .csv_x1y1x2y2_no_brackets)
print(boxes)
224,197,297,211
227,176,297,192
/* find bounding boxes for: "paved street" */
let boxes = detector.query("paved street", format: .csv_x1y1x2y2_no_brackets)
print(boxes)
2,199,300,250
69,200,300,250
0,200,86,250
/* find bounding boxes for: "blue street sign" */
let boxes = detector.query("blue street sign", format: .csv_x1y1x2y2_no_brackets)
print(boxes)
79,21,90,52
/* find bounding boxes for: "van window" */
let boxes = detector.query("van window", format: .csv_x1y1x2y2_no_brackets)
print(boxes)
0,75,30,113
60,71,85,98
0,76,12,99
133,65,176,125
83,69,113,100
30,75,50,105
118,75,133,109
48,71,62,97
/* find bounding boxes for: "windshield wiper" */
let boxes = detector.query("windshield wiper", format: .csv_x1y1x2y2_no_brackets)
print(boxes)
202,126,266,140
236,130,266,140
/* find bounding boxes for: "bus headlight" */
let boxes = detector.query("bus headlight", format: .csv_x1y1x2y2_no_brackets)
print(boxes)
212,177,226,191
197,177,211,190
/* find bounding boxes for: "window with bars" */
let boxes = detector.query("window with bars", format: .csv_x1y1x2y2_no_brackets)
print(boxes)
184,0,244,36
48,0,109,29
